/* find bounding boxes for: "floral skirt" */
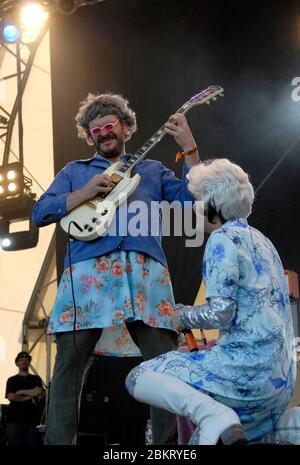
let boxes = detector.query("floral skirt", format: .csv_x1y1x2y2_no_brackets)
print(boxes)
47,251,176,336
94,322,142,357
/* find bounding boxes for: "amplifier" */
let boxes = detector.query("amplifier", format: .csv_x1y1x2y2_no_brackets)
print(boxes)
79,356,149,445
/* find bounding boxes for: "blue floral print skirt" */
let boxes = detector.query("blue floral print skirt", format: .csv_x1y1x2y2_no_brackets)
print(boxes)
47,251,176,334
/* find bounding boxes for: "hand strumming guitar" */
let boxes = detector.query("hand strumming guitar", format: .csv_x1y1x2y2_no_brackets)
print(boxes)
66,173,113,212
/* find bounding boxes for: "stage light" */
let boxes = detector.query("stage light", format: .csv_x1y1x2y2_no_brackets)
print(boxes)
20,2,48,42
8,182,17,192
0,163,24,198
7,170,16,180
54,0,78,15
0,194,39,251
1,237,11,249
2,23,20,43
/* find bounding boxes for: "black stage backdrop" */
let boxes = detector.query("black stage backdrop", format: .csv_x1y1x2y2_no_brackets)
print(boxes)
50,0,300,302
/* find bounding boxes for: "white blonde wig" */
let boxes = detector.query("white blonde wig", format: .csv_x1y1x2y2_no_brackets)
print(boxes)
187,158,255,220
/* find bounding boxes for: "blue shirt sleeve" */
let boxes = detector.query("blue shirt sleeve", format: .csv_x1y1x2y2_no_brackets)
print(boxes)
160,163,195,204
203,230,240,301
32,165,72,227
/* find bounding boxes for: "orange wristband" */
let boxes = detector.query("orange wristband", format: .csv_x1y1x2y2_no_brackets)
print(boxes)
175,146,198,166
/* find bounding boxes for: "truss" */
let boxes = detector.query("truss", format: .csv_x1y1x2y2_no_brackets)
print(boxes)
22,232,58,422
0,21,49,169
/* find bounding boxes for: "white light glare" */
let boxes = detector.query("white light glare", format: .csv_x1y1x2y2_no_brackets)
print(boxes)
20,2,48,42
8,182,17,192
0,186,3,194
1,238,11,248
7,170,16,180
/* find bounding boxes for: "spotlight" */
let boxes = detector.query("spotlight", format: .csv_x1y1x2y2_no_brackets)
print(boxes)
53,0,78,15
7,170,16,180
1,237,11,249
2,23,20,43
0,162,24,199
19,1,48,42
0,163,38,250
0,194,39,251
8,182,17,192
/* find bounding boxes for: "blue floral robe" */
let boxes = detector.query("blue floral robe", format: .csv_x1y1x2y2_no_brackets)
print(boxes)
141,219,296,441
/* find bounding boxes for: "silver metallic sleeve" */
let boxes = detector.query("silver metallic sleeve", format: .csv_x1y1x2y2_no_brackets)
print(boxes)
176,297,237,330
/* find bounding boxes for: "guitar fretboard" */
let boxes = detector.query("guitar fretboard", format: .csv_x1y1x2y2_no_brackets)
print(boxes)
118,85,222,174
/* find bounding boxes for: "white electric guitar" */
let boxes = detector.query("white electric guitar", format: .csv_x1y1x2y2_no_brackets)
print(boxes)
60,85,224,241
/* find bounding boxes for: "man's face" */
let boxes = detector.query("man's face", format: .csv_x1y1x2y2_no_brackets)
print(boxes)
88,114,128,158
17,357,30,371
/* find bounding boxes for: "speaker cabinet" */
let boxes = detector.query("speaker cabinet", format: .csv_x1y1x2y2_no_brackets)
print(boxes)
79,356,149,445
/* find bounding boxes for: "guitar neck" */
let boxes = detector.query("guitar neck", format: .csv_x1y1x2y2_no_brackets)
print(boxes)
118,85,223,174
118,101,193,174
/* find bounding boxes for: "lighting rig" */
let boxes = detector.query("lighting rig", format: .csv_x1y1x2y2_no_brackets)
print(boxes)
0,0,105,250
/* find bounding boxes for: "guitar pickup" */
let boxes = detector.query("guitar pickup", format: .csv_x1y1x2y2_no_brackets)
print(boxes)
97,174,123,199
110,173,123,186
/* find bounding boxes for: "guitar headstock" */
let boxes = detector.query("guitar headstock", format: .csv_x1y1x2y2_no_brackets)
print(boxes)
189,85,224,106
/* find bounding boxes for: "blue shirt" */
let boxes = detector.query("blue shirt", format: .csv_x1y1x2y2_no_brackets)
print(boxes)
32,154,194,269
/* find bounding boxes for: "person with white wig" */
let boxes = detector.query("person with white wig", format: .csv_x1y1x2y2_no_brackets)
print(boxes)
126,158,296,445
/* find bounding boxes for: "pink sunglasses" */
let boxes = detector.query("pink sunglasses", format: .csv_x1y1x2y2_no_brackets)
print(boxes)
89,119,120,137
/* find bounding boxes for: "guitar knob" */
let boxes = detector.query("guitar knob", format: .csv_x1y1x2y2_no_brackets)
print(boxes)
101,209,108,216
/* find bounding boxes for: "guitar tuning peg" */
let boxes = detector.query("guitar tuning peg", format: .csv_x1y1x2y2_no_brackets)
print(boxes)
212,97,217,101
205,101,211,105
220,93,224,97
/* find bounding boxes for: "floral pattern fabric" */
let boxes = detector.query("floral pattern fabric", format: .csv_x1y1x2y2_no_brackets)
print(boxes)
94,323,142,357
47,252,176,342
140,219,296,441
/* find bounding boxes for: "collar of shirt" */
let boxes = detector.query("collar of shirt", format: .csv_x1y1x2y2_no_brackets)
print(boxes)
223,218,248,228
76,153,130,167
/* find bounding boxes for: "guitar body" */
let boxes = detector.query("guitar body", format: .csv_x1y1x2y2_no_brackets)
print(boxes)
60,85,224,241
60,161,141,241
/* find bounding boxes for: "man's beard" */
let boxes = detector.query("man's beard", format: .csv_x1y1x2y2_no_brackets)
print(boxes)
96,133,124,159
20,365,29,372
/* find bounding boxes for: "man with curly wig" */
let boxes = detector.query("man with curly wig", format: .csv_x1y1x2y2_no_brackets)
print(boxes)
33,92,200,444
126,158,296,445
